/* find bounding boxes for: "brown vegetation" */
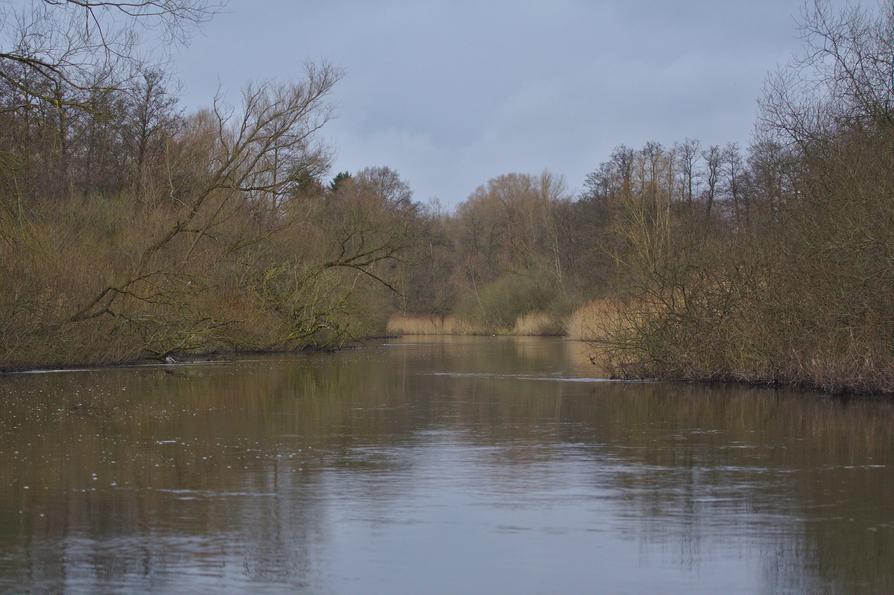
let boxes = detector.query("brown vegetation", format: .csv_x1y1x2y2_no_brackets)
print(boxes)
391,2,894,394
590,1,894,393
2,1,893,394
393,171,615,337
564,300,616,342
0,2,427,369
513,311,564,336
385,314,486,336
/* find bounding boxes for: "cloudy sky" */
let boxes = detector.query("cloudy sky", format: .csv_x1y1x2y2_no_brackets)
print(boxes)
170,0,842,206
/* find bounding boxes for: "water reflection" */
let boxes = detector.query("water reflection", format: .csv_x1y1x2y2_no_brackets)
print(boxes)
0,337,892,593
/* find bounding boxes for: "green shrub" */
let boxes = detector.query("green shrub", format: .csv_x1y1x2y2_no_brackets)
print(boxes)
456,273,557,330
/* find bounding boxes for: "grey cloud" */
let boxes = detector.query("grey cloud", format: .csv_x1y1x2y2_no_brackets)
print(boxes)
172,0,849,205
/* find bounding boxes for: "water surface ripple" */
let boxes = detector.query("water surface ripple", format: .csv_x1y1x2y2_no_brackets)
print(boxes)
1,337,892,593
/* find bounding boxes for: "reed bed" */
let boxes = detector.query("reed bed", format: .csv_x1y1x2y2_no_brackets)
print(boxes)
512,311,564,336
564,299,616,341
385,314,486,335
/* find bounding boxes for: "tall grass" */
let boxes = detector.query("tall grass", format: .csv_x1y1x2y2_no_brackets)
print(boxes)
385,314,486,335
512,311,564,336
386,311,566,336
565,299,615,341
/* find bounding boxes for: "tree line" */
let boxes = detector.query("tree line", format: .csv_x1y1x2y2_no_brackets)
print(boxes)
394,0,894,394
2,1,893,394
0,1,426,367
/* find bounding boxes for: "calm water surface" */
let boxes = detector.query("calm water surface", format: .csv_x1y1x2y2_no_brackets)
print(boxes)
0,337,892,593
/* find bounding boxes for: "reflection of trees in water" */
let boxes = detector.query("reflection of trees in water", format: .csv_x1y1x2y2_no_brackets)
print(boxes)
0,339,892,591
401,340,894,593
0,354,418,590
437,373,894,593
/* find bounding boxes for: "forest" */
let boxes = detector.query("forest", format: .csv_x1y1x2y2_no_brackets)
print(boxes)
1,0,893,394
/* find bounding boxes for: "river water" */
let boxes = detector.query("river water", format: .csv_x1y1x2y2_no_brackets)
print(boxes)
0,337,892,593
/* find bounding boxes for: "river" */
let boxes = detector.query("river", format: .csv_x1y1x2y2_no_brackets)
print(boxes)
0,337,892,593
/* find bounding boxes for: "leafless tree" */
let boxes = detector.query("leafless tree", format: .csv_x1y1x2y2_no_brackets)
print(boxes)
68,63,341,324
759,0,894,150
700,144,722,228
721,142,746,229
0,0,216,108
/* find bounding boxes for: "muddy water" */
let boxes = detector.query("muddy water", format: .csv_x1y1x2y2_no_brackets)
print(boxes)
0,337,892,593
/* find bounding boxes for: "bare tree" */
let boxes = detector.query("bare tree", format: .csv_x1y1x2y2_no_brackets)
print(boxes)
68,63,341,325
759,0,894,149
722,142,746,229
676,138,700,203
0,0,216,108
127,67,178,193
700,144,722,228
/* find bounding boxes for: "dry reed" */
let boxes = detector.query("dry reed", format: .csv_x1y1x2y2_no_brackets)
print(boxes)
565,299,616,341
385,313,485,335
512,311,564,336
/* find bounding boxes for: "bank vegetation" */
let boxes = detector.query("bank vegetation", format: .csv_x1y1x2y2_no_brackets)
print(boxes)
0,0,427,369
390,1,894,394
2,1,893,394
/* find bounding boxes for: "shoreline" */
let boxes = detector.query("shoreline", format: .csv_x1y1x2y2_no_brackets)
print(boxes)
0,333,569,375
0,342,368,376
3,333,892,401
386,333,894,399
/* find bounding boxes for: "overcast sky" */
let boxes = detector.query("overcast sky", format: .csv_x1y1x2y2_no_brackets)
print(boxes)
170,0,846,206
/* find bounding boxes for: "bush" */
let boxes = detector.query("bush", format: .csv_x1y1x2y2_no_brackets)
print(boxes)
513,311,564,336
456,273,556,331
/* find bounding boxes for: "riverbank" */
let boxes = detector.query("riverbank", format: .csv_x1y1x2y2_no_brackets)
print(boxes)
385,305,894,397
386,300,611,340
5,331,891,400
0,343,356,376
